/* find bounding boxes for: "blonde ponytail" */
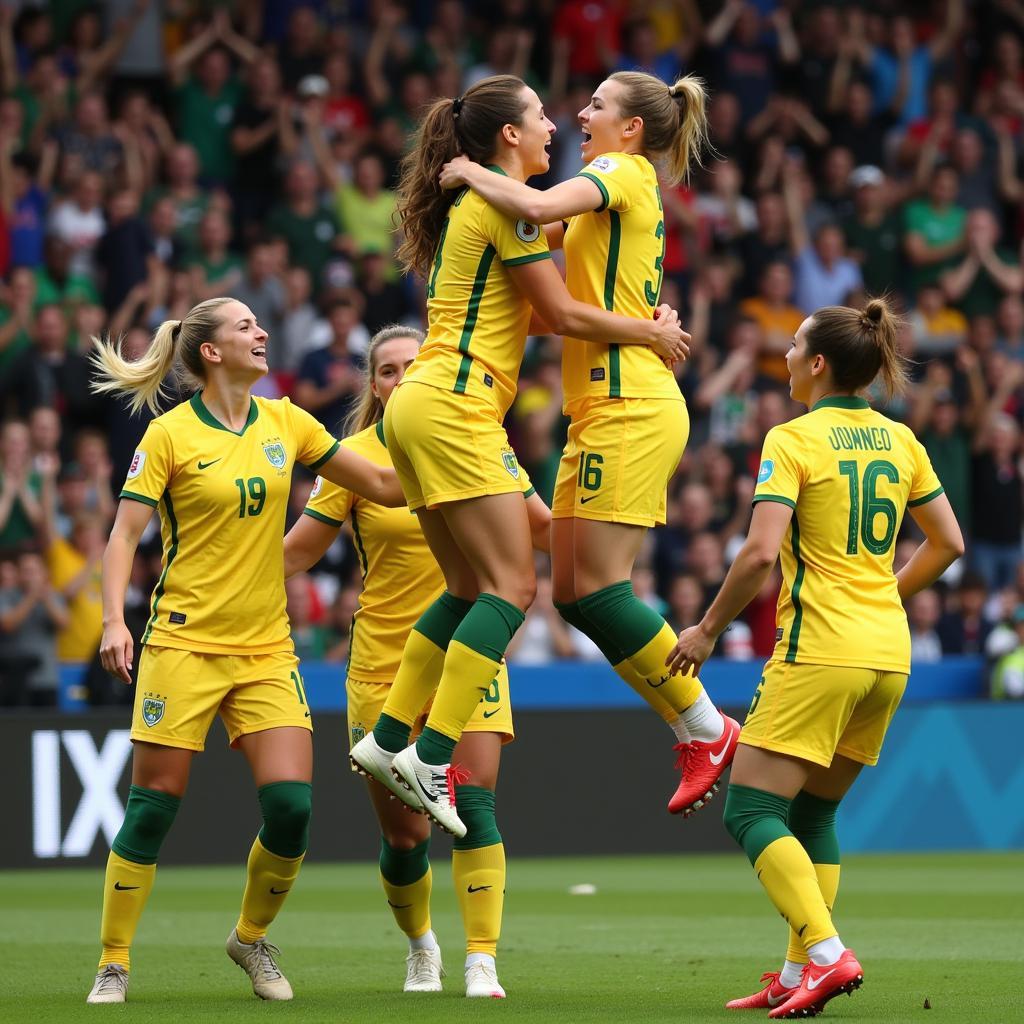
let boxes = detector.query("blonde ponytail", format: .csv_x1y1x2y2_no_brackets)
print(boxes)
90,297,234,415
608,71,709,185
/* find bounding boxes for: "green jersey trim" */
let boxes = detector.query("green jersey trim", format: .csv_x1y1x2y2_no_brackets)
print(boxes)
605,210,622,398
785,515,806,663
189,391,259,435
306,439,340,471
578,171,610,213
503,251,552,266
484,164,509,177
908,485,945,508
375,420,386,447
142,491,180,645
523,485,536,499
120,490,158,508
752,493,797,510
454,244,496,394
351,506,369,579
303,507,344,528
812,396,871,412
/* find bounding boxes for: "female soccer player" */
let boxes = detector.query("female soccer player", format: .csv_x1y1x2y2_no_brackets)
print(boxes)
286,325,548,999
349,74,689,836
84,297,404,1005
667,298,964,1018
439,72,738,816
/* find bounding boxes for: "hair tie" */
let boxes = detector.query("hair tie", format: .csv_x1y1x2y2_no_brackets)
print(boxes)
452,95,464,118
172,320,183,340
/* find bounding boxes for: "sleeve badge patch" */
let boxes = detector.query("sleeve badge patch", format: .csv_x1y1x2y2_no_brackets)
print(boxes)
515,219,540,243
126,451,146,479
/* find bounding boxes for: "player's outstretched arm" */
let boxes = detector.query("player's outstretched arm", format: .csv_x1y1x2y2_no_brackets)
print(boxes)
897,493,964,602
318,446,406,508
100,499,153,684
667,500,793,676
284,514,338,579
440,156,605,224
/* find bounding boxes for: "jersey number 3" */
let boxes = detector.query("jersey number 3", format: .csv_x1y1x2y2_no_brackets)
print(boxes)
838,459,898,556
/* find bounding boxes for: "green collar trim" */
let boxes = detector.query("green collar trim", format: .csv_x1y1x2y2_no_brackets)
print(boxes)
811,396,870,412
375,420,387,447
485,164,509,177
190,391,259,435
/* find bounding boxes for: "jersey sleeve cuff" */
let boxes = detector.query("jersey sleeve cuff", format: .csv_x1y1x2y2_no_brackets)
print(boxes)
303,507,344,527
577,171,610,212
523,485,536,499
120,490,159,508
907,485,945,507
305,439,340,471
751,493,797,510
503,251,552,266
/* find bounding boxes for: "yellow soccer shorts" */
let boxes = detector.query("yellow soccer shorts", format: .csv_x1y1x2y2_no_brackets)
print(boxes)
552,397,688,527
347,662,514,748
131,645,312,751
384,380,523,510
740,659,908,768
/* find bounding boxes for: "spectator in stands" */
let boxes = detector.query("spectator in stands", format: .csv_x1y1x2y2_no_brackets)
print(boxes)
286,572,329,662
53,92,122,177
0,419,43,548
46,511,105,665
335,150,398,275
842,165,904,300
47,169,105,282
0,265,36,380
938,570,994,656
971,409,1024,590
996,296,1024,362
666,572,704,635
940,208,1022,320
990,607,1024,699
96,188,152,313
186,208,243,300
294,293,364,431
740,261,803,384
903,163,966,296
506,572,579,665
148,143,211,260
909,588,944,663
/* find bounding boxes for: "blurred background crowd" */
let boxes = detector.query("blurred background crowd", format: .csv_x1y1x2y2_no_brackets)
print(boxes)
0,0,1022,710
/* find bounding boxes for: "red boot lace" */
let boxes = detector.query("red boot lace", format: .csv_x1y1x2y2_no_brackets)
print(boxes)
672,741,695,773
445,763,471,804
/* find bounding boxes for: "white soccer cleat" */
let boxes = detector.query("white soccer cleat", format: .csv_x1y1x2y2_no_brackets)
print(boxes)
86,964,128,1004
404,945,445,992
391,746,467,837
350,733,425,811
225,928,293,1001
465,959,506,998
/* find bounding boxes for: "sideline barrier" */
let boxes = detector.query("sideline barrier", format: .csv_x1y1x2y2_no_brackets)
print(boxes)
58,655,987,712
5,698,1021,869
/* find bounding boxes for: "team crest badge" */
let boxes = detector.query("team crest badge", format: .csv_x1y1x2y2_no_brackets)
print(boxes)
515,219,540,243
142,695,165,727
263,442,287,469
502,451,520,479
351,726,366,745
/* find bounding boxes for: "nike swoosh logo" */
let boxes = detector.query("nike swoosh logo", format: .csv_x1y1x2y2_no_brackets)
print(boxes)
482,708,500,718
767,990,788,1008
197,459,221,470
270,887,290,895
113,882,140,891
806,968,838,991
387,900,412,909
709,730,733,766
413,774,440,803
646,675,670,688
467,884,492,893
579,495,599,504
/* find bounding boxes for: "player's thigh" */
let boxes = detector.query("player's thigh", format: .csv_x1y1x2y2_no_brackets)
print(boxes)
222,652,313,783
131,645,228,753
572,518,649,596
367,777,432,847
740,660,877,770
834,671,907,768
415,506,480,600
801,754,864,803
730,742,814,799
550,517,576,604
130,741,195,797
453,732,503,791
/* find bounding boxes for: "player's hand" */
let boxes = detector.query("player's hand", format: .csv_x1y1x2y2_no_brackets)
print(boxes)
100,621,135,685
439,154,473,190
650,305,690,364
666,622,716,677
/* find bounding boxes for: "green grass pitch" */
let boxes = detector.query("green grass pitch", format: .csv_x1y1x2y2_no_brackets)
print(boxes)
3,853,1022,1023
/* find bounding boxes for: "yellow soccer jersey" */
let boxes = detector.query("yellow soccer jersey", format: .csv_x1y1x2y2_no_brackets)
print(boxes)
403,172,551,418
121,392,340,655
562,152,681,413
305,420,535,681
752,396,944,674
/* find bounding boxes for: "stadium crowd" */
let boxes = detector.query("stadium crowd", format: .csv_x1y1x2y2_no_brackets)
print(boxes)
0,0,1022,709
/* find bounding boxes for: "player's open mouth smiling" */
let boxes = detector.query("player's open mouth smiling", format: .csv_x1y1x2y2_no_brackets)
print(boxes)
252,346,267,360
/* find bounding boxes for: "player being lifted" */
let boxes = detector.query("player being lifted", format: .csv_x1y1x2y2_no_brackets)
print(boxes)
285,325,550,998
667,298,964,1018
440,72,739,815
349,74,689,837
85,298,403,1004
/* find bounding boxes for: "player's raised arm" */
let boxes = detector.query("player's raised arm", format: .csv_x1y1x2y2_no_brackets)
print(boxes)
317,445,405,508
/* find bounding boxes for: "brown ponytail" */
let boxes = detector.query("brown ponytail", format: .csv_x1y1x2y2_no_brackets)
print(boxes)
395,75,529,276
342,324,425,436
90,297,234,415
608,71,709,185
805,296,910,401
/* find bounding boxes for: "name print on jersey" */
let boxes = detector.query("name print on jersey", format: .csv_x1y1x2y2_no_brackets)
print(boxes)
827,426,892,452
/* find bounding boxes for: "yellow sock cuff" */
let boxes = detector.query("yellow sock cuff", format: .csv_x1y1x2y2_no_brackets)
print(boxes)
625,624,704,715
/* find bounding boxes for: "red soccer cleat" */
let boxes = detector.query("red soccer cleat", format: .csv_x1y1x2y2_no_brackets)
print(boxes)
668,714,741,816
767,950,864,1019
725,971,798,1010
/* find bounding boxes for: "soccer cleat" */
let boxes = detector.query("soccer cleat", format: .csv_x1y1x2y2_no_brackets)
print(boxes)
725,971,797,1010
465,959,506,998
768,950,864,1019
391,746,469,837
350,733,424,811
404,945,445,992
668,714,741,816
86,964,128,1004
226,928,294,1001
